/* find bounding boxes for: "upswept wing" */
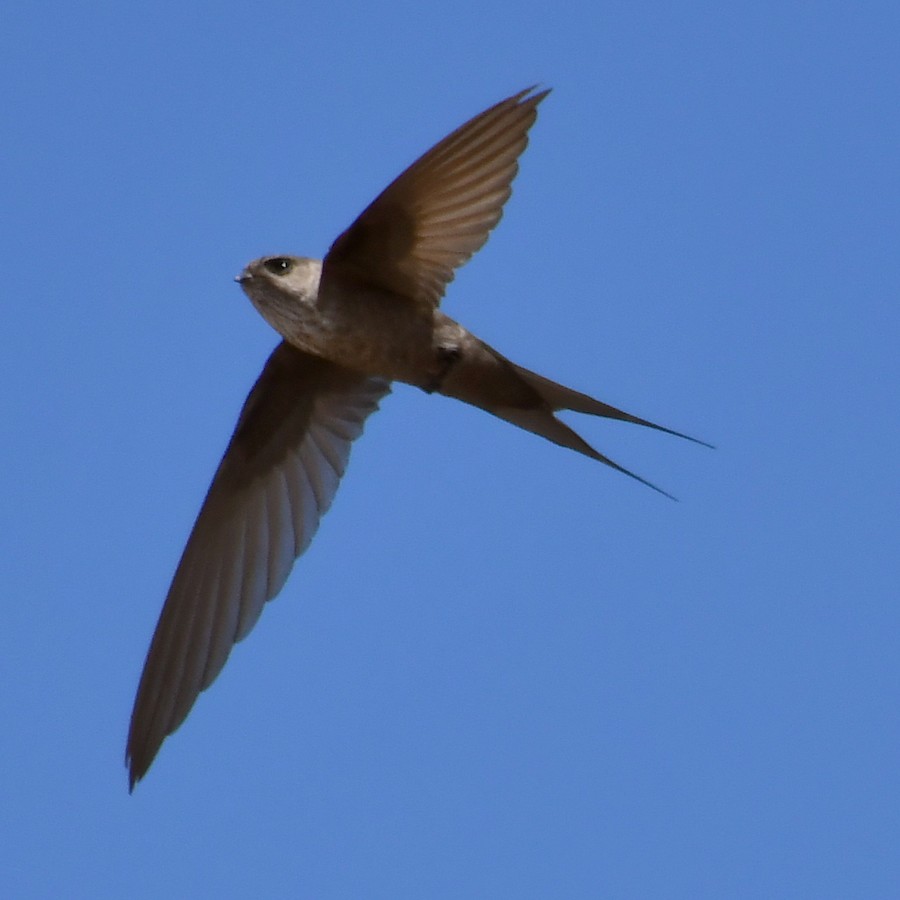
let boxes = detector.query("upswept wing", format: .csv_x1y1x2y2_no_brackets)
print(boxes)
323,87,549,310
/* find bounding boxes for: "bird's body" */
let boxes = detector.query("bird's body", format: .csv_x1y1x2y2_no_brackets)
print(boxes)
126,87,707,789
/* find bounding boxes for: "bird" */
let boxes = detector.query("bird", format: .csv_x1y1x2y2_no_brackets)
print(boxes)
126,86,708,789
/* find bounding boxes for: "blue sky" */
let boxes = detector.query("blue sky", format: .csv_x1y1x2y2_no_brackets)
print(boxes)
3,2,899,897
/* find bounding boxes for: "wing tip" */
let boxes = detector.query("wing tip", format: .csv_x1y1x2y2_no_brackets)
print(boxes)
512,85,552,105
125,748,145,793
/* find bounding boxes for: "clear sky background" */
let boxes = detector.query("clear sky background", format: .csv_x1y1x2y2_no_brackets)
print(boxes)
3,2,899,897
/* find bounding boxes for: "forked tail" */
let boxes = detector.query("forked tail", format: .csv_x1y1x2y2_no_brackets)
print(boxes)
495,361,712,499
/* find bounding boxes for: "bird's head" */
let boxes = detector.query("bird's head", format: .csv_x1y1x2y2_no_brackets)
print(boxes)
235,255,323,338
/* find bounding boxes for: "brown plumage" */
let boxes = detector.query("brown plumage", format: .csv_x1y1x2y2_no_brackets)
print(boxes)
126,87,707,789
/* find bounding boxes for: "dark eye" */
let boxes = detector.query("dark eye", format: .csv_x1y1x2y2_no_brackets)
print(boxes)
263,257,294,276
